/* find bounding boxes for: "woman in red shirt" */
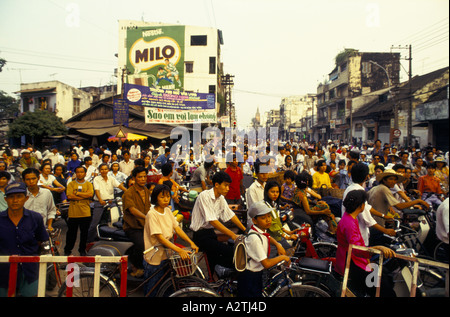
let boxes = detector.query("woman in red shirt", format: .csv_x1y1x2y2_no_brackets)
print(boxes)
335,189,396,297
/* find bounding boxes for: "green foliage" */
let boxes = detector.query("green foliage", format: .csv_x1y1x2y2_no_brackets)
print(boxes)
0,90,19,119
335,48,358,66
7,110,67,139
0,58,6,72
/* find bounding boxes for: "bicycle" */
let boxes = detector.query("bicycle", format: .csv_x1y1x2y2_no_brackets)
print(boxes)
57,247,214,297
290,222,337,263
170,259,330,297
40,228,64,294
433,241,449,264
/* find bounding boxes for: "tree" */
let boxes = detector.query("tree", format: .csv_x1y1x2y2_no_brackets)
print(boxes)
7,110,67,145
0,58,6,72
0,90,20,119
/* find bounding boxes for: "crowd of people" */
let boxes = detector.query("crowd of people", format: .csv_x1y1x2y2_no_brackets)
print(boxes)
0,136,448,297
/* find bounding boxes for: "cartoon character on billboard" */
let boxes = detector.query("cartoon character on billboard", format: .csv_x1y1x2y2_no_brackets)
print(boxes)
164,58,182,88
154,66,174,87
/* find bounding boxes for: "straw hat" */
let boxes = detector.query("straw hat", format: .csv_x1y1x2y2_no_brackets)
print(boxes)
376,168,405,183
435,156,447,166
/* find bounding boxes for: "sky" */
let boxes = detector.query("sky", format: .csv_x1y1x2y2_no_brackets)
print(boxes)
0,0,448,127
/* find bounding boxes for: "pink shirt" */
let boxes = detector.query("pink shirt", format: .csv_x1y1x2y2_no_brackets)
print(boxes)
335,212,371,276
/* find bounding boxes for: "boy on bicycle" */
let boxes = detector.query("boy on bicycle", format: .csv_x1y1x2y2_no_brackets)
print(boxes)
237,201,290,297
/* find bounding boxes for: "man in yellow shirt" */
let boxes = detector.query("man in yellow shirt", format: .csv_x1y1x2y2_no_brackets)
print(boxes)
64,166,94,256
369,154,384,176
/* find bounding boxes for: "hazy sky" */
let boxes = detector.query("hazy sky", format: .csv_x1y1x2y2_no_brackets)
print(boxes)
1,0,448,127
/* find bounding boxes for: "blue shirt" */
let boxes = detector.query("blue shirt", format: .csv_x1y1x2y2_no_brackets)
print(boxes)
67,159,82,176
155,154,168,166
0,208,49,287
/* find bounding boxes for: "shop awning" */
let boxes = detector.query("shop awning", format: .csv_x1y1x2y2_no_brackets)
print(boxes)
66,119,176,139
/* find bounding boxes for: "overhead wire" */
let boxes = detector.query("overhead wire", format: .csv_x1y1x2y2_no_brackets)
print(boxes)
6,61,113,74
396,17,448,44
0,47,115,66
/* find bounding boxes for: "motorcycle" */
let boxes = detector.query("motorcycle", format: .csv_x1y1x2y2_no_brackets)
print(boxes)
85,198,137,278
380,219,447,297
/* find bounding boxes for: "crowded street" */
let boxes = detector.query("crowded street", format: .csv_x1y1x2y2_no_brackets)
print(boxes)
0,0,448,303
0,138,448,298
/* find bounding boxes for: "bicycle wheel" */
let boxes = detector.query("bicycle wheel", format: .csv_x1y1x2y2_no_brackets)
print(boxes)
434,241,449,263
275,283,331,297
312,241,337,259
156,275,214,297
46,263,63,291
169,286,220,297
58,272,119,297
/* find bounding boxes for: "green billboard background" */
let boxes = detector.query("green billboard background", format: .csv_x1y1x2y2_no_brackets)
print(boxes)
126,25,185,90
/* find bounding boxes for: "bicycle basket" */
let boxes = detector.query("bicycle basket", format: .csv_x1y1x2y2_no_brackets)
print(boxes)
167,249,198,277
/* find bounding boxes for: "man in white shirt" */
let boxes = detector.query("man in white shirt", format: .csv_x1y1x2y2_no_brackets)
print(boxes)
129,141,141,160
157,140,168,156
85,146,100,168
87,163,126,242
118,150,135,177
275,146,286,168
75,143,84,160
22,168,57,231
245,161,269,229
45,147,65,167
342,163,396,246
190,171,246,271
436,198,449,247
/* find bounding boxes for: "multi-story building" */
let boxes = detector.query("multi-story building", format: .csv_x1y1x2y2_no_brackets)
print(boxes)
79,84,117,103
117,20,225,122
17,80,92,121
279,94,316,141
314,49,400,143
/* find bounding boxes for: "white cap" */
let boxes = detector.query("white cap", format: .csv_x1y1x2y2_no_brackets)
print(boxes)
248,201,272,219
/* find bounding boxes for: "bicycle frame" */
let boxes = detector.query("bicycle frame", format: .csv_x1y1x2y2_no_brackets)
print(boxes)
263,265,292,297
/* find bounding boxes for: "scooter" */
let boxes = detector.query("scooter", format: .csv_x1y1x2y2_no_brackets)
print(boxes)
86,198,135,271
381,219,447,297
399,207,438,258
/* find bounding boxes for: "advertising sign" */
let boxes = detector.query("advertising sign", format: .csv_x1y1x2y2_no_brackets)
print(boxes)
126,25,185,90
124,83,216,124
113,99,129,127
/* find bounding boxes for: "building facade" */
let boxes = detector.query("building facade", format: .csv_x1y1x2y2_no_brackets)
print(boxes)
117,20,224,122
314,49,400,143
279,94,316,141
17,80,92,122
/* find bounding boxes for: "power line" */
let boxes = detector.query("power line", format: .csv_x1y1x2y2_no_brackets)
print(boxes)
396,17,448,43
7,61,113,74
415,37,449,53
0,47,115,66
404,24,448,46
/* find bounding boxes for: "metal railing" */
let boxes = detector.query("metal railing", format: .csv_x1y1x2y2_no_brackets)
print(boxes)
0,255,128,297
341,244,449,297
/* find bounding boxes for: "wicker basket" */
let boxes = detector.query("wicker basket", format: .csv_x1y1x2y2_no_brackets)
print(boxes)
267,172,285,185
167,249,198,277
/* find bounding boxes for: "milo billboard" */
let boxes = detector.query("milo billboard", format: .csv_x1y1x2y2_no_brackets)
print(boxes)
126,26,185,90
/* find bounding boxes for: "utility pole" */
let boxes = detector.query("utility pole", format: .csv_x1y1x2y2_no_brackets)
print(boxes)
391,45,412,147
221,74,235,127
408,45,412,148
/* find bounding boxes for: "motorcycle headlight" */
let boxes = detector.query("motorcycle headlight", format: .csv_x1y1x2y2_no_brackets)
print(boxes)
40,241,51,254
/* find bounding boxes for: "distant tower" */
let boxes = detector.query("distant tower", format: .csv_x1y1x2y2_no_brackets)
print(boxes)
255,107,261,125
